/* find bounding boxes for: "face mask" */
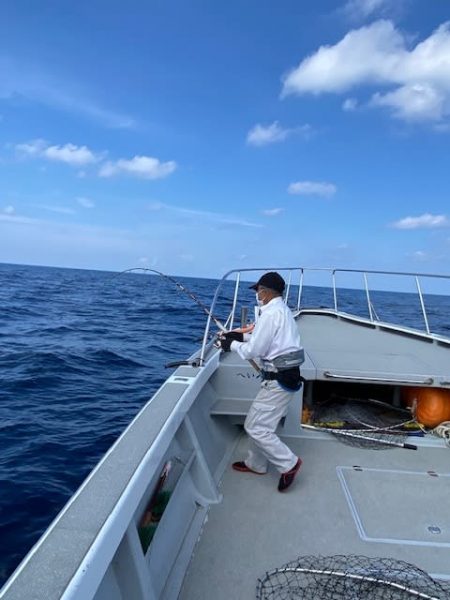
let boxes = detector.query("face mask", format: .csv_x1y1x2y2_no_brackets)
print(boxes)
255,292,264,307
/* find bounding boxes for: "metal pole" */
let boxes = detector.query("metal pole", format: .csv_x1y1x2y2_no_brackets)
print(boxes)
285,271,292,305
297,269,304,310
363,273,374,322
228,272,241,330
332,270,337,312
415,276,430,334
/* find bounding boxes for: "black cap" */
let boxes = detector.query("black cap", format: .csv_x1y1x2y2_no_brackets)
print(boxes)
249,271,285,294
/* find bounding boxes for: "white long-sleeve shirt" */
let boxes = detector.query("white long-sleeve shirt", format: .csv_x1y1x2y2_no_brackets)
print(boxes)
230,296,302,362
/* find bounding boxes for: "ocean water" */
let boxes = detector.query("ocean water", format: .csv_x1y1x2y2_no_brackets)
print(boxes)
1,263,450,587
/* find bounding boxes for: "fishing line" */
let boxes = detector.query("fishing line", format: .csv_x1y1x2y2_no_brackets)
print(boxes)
110,268,262,373
110,268,228,332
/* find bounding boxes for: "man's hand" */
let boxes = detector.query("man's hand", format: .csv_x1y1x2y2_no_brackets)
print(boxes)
219,336,233,352
218,330,244,352
223,331,244,342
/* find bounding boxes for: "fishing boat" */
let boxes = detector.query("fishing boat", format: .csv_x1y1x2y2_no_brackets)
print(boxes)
2,266,450,600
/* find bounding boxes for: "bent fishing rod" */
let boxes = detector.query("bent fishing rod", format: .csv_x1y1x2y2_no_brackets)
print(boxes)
111,268,227,332
111,268,261,371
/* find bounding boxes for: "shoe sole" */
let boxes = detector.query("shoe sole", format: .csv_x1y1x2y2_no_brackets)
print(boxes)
232,465,266,475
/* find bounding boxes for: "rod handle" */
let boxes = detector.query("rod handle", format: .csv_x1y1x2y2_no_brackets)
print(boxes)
403,443,418,450
165,361,189,368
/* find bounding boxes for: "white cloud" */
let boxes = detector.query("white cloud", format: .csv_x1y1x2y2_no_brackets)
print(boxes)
247,121,290,146
44,144,99,165
434,122,450,133
0,58,135,129
411,250,427,260
0,209,260,276
282,20,450,124
262,208,284,216
390,213,449,229
288,181,337,198
17,139,101,166
3,205,15,215
371,83,446,121
0,213,43,225
76,196,95,208
343,0,395,20
15,146,177,180
36,204,76,215
15,139,46,157
282,21,403,96
146,201,263,228
246,121,312,146
343,97,358,111
99,155,177,179
0,212,151,271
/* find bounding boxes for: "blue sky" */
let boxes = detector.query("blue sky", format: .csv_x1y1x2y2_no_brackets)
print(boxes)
1,0,450,282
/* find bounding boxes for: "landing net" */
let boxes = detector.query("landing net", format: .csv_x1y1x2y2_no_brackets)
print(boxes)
309,396,419,449
256,555,450,599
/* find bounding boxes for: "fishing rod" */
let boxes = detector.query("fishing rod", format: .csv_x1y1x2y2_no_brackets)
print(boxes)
111,268,227,332
111,268,261,371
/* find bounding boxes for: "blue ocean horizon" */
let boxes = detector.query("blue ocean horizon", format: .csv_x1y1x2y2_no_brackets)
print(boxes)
1,262,450,587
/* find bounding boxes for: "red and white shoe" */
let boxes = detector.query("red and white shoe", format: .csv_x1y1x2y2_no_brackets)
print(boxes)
232,461,266,475
278,458,302,492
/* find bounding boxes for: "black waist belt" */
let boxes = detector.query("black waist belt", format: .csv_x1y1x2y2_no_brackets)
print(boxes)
261,370,279,380
261,367,304,390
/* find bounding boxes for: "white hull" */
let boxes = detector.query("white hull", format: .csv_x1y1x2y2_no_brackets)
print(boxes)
2,266,450,599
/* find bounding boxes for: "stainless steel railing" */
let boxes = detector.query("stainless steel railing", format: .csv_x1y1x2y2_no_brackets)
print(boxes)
199,266,450,364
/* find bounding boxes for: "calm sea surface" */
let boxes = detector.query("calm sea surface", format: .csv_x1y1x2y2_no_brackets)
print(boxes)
1,263,450,586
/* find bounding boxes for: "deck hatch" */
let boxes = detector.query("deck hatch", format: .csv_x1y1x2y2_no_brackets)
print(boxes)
337,466,450,547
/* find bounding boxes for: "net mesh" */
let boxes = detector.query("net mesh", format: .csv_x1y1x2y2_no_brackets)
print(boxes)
310,396,419,449
256,555,450,599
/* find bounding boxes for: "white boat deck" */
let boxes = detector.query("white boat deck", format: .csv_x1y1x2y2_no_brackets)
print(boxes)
181,433,450,600
298,311,450,385
3,303,450,600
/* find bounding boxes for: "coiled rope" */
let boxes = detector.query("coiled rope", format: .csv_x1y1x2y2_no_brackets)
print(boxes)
432,421,450,447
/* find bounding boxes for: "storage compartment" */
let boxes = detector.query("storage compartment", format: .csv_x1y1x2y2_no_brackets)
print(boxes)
300,381,422,447
303,381,398,416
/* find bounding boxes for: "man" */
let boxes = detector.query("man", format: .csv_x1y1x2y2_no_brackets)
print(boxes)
220,271,303,492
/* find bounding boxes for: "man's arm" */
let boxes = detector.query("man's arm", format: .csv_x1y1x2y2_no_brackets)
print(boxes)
229,312,275,360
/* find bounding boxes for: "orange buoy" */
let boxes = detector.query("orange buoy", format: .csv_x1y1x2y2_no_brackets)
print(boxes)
415,388,450,427
401,387,421,408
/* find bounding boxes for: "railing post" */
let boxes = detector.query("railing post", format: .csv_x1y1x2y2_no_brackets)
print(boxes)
297,269,304,310
363,273,374,322
228,272,241,330
332,270,337,312
415,276,430,334
285,271,292,306
199,271,232,364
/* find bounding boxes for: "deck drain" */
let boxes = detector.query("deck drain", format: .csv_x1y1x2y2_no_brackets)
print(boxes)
428,526,441,535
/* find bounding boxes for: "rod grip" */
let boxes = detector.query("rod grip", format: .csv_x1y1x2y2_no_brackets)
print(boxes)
165,360,190,369
403,443,418,450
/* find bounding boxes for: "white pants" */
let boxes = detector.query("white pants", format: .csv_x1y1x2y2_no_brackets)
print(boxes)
244,379,298,474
